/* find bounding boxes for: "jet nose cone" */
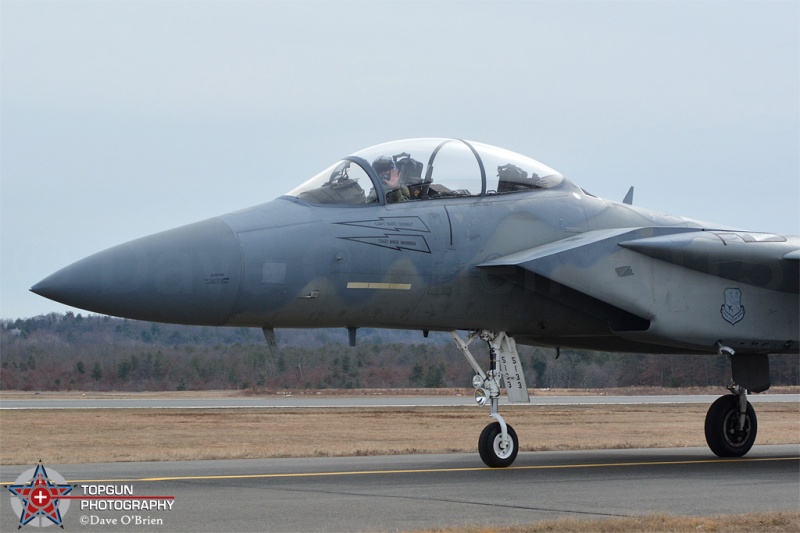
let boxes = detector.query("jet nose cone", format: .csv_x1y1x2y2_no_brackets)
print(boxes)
31,218,243,325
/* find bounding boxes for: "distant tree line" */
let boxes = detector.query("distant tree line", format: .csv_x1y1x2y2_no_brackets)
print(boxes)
1,313,798,392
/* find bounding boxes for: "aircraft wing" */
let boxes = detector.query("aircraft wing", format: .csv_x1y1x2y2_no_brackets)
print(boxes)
619,230,799,293
478,227,800,327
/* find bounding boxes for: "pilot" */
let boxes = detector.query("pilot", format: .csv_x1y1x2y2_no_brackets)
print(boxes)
372,156,409,203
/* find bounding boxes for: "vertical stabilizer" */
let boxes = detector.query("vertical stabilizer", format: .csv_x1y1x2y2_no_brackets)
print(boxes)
623,186,634,205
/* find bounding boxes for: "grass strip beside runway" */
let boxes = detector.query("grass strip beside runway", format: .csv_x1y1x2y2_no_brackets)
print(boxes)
1,403,798,464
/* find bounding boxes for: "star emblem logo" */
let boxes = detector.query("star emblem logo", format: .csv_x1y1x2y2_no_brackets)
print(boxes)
8,464,73,528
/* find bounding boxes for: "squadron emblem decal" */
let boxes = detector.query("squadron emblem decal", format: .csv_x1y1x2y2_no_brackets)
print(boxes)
721,288,745,325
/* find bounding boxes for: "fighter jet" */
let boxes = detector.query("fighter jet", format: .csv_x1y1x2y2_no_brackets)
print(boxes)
32,138,799,467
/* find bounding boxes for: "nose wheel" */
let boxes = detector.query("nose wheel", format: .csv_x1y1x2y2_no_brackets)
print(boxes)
479,421,519,468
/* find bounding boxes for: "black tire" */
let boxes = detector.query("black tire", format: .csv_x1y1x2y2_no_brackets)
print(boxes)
704,394,757,457
478,421,518,468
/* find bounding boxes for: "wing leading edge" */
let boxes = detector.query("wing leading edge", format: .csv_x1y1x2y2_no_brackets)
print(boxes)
478,227,799,354
619,231,799,293
478,227,699,324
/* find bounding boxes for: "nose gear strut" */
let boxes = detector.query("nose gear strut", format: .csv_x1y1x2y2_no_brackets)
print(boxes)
451,330,529,467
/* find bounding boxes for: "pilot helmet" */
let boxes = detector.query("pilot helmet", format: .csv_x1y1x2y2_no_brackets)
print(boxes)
372,156,395,181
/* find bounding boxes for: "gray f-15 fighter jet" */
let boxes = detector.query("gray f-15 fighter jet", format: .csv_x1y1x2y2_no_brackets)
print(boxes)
32,138,799,467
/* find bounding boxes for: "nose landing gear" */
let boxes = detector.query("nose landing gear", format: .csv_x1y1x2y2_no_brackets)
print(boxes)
451,330,529,467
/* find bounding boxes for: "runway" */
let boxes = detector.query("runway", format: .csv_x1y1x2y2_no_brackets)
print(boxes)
2,393,797,409
2,446,798,532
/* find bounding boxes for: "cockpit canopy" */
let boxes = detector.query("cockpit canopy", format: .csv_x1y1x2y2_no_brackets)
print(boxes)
286,138,565,206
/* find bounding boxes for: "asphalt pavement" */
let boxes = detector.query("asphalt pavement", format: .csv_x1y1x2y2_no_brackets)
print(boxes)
1,393,797,409
2,446,798,532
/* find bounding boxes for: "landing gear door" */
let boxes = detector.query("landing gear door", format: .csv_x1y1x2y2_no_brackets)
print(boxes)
495,334,530,403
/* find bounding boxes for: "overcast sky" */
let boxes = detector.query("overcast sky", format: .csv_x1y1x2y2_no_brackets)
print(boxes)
2,0,798,320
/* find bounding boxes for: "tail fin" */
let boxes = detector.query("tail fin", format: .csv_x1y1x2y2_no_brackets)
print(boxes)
622,186,634,205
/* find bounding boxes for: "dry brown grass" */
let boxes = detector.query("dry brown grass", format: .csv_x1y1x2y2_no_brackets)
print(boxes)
418,511,800,532
1,402,797,465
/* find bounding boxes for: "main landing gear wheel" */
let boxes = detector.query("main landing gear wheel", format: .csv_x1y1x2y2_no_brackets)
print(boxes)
478,422,518,468
704,394,757,457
